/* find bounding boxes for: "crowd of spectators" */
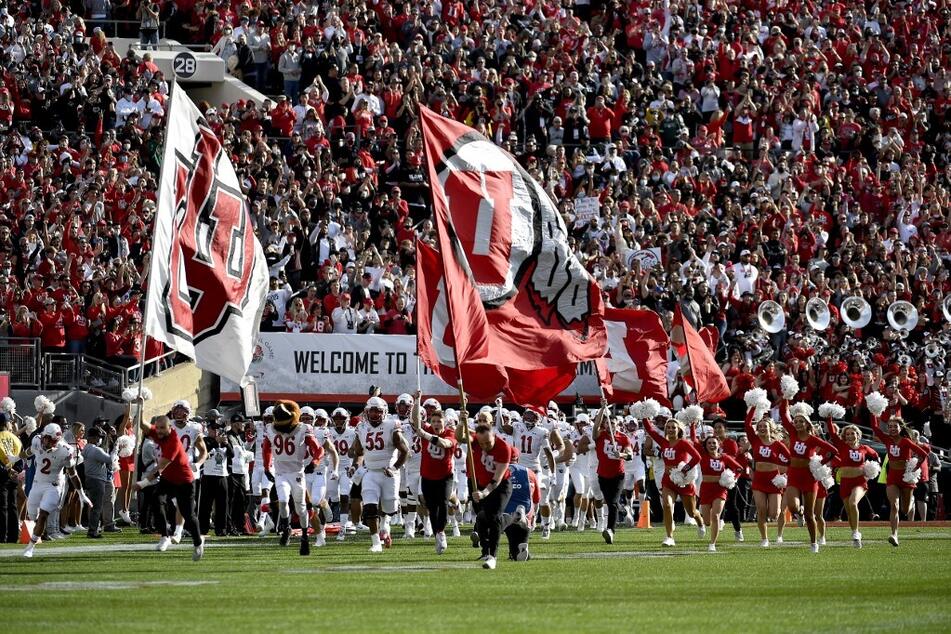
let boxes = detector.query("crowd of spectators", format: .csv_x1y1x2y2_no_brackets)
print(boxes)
0,0,949,441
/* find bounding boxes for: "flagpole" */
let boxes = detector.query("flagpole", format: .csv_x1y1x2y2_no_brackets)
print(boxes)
133,77,179,485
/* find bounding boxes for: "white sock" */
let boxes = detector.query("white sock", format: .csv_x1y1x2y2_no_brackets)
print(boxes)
340,512,349,527
174,522,184,535
406,512,417,531
319,527,326,538
423,516,432,535
371,533,381,547
383,515,392,533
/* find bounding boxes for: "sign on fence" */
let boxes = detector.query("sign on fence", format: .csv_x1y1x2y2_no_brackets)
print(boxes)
220,333,607,404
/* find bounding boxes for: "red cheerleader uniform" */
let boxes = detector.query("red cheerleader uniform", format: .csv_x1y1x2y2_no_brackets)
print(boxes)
698,453,744,505
644,420,701,498
829,422,881,499
779,401,838,494
871,417,931,490
744,408,791,494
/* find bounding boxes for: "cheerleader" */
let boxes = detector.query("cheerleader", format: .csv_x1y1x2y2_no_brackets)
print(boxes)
869,396,931,547
743,393,791,548
777,398,837,553
643,415,703,547
811,423,830,546
827,420,880,548
694,433,743,552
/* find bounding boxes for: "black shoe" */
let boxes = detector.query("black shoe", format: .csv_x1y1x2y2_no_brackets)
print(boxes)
87,533,103,539
470,530,480,548
104,526,122,533
279,520,291,547
299,537,310,556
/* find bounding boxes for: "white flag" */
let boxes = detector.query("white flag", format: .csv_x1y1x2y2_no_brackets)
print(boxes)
145,88,268,384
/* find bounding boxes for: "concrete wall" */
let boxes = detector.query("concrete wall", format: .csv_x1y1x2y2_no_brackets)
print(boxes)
188,74,268,109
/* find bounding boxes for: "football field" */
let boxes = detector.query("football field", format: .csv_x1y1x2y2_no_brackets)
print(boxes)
3,525,951,633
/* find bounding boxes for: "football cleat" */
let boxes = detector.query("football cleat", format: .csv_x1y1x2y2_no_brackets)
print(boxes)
193,537,205,561
661,537,675,547
735,530,744,542
482,555,496,570
602,528,614,545
300,536,310,556
156,536,172,552
516,543,530,561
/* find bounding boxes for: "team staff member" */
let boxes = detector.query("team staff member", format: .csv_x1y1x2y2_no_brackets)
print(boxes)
503,462,540,561
410,391,457,555
456,406,514,570
136,415,205,561
198,421,233,537
592,400,632,545
0,414,23,543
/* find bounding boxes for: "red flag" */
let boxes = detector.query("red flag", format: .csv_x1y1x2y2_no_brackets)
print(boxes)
671,305,730,403
601,307,669,404
699,326,719,355
419,107,606,371
416,240,575,405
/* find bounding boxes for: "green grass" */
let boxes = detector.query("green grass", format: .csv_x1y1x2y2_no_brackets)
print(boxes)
3,525,951,633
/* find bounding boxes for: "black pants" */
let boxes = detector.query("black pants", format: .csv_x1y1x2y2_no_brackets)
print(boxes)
198,475,229,536
724,478,752,527
473,479,512,558
598,475,623,531
229,474,248,532
0,471,17,543
154,480,202,547
421,476,453,533
504,523,529,560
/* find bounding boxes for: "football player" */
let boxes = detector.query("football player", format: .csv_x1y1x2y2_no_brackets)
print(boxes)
446,409,469,537
351,396,408,553
261,401,325,556
569,413,596,531
329,407,357,540
622,417,647,527
169,400,207,544
23,424,90,558
251,406,275,534
396,393,429,539
500,406,556,539
303,407,339,547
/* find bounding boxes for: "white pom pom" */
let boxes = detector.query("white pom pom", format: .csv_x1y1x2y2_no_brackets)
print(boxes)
866,391,888,417
682,405,704,426
674,409,689,425
903,457,921,485
780,375,800,400
122,387,137,402
0,397,16,415
771,473,788,489
719,468,737,489
862,461,881,480
141,387,153,401
633,399,660,420
656,406,672,419
116,435,135,458
789,402,815,420
817,402,846,420
820,476,835,490
22,416,37,435
33,396,55,415
669,461,692,488
744,388,769,410
809,455,833,485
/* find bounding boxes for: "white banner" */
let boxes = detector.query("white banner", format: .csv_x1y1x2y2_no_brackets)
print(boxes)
220,333,606,404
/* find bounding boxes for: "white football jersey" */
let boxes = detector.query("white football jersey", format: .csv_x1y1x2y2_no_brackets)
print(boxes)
567,427,590,470
624,429,645,470
513,423,551,471
253,421,269,463
173,421,204,476
400,418,423,470
267,423,317,475
314,426,332,469
453,441,469,472
356,419,401,470
331,427,357,471
31,437,74,487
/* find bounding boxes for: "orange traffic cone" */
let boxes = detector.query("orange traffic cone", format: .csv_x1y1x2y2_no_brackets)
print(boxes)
637,501,651,528
19,520,35,544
